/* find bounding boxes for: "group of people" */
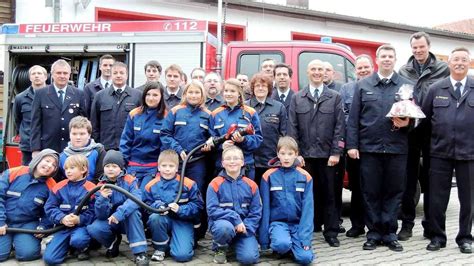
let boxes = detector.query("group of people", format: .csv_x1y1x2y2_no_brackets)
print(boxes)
1,30,472,265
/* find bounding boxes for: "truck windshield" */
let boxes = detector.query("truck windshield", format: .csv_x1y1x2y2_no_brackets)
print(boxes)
238,52,283,78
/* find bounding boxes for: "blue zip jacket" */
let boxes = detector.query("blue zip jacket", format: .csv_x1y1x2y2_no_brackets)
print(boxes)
45,178,96,226
0,166,56,228
207,171,262,236
258,159,314,248
143,174,204,223
94,173,141,222
209,104,263,166
160,103,211,157
120,107,164,165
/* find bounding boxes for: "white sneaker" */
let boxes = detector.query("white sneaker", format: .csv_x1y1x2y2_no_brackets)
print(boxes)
151,250,165,261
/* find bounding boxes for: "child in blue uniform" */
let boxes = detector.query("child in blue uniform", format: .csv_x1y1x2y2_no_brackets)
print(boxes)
120,81,167,190
144,150,204,262
160,80,211,194
207,146,262,264
259,136,314,264
86,150,149,265
59,116,105,183
206,78,263,180
43,154,96,264
0,149,58,262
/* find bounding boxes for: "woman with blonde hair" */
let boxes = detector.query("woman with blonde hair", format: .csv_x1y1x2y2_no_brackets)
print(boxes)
205,78,263,180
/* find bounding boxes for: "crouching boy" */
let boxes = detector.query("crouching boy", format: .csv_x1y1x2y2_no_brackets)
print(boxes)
259,136,314,265
0,149,58,262
144,150,204,262
207,146,262,264
86,150,149,265
43,154,96,265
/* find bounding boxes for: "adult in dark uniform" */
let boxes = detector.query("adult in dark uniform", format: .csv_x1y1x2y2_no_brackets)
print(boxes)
91,62,142,151
271,63,294,113
246,72,287,186
237,73,252,100
83,54,115,118
347,44,412,252
339,54,374,238
422,47,473,254
323,61,343,93
13,65,48,165
288,59,345,247
31,59,86,155
397,32,449,241
163,64,184,109
204,72,224,112
135,60,162,92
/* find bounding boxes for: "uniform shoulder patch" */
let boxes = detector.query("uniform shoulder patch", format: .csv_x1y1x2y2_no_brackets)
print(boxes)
144,175,161,192
211,106,226,117
177,175,195,190
262,168,278,182
209,176,225,192
52,179,69,194
171,104,187,114
242,177,258,194
8,166,29,183
123,174,136,185
83,181,97,192
129,107,143,118
45,178,57,191
242,105,256,116
296,167,312,182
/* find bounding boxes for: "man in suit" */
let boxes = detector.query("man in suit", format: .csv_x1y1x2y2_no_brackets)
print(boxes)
422,47,473,254
83,54,115,117
135,60,162,92
91,62,142,151
347,44,412,252
288,59,345,247
30,59,86,154
271,63,294,113
323,61,343,92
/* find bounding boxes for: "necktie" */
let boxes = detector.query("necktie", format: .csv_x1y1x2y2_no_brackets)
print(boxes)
116,89,123,95
279,94,285,103
58,90,64,105
104,82,109,89
313,89,319,100
454,82,462,99
381,78,390,85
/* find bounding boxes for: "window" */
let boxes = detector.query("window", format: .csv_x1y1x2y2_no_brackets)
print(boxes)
298,52,354,89
238,52,284,78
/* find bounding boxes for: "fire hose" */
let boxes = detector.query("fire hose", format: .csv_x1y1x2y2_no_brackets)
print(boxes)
5,124,255,234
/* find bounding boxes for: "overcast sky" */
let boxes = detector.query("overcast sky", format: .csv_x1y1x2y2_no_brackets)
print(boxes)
311,0,473,28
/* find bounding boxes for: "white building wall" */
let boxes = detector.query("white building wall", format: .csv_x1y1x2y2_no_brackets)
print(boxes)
13,0,474,69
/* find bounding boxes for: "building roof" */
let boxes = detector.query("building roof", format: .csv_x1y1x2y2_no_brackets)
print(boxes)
435,19,474,35
208,0,474,41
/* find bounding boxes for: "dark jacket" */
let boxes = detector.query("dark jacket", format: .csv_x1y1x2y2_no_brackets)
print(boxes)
246,97,287,168
288,85,345,158
83,78,107,118
346,72,412,154
91,86,142,150
399,52,449,105
421,76,474,160
205,95,224,112
271,88,294,113
340,81,357,123
30,85,86,153
164,87,183,110
327,81,343,93
13,87,36,152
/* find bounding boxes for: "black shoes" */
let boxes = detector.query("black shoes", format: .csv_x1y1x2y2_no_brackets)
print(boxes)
106,234,122,258
325,237,340,247
339,225,346,234
363,239,378,250
426,240,446,251
346,227,365,238
397,227,413,241
385,240,403,252
459,243,472,254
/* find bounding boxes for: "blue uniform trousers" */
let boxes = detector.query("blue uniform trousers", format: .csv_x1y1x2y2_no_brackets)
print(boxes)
127,165,157,190
0,221,41,262
269,222,314,265
43,227,90,265
181,158,206,195
210,219,259,264
87,210,147,255
147,214,194,262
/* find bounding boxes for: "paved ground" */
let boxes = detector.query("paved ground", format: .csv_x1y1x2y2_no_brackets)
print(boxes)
3,188,473,265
